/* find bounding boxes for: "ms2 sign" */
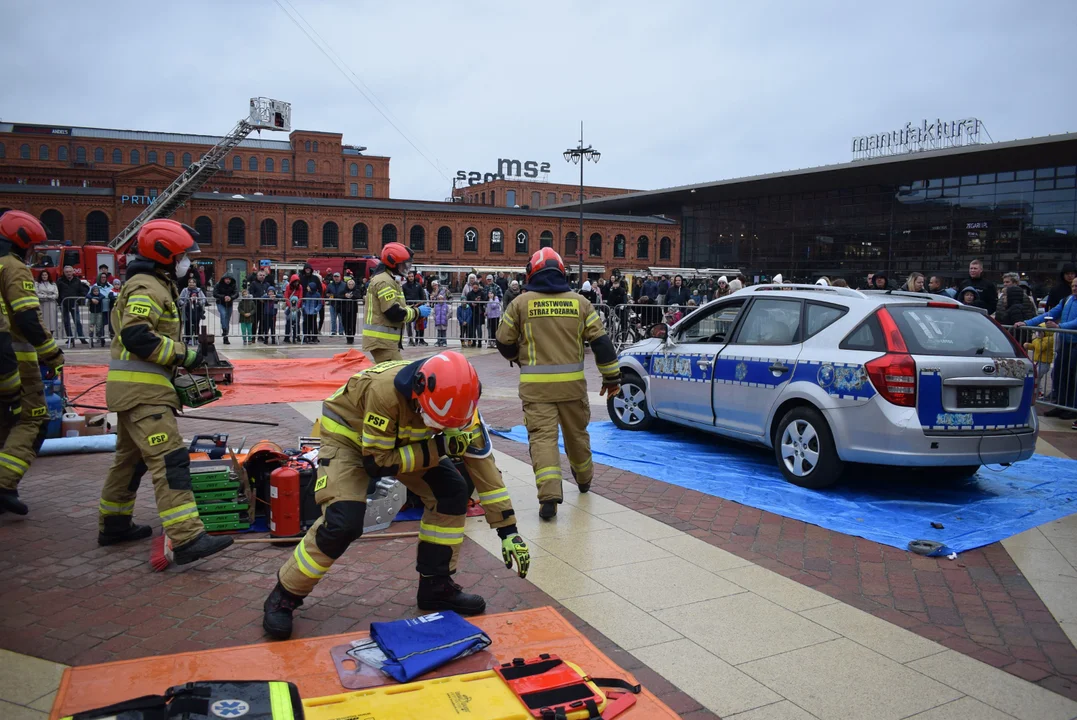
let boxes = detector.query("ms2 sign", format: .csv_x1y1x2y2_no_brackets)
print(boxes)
456,158,552,186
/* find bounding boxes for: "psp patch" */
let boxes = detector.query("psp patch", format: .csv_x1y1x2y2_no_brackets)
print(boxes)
30,406,47,418
364,411,390,430
128,303,152,317
527,298,579,318
20,281,34,292
148,432,169,446
314,473,327,492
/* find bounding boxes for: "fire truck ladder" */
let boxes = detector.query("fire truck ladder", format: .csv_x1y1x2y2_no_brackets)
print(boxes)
109,97,291,251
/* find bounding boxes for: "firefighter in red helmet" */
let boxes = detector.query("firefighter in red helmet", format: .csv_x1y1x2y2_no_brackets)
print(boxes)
0,210,63,515
264,351,518,640
362,242,429,363
96,219,233,563
496,248,621,519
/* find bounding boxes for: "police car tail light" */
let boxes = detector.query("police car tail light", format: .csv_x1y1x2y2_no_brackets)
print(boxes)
865,308,916,407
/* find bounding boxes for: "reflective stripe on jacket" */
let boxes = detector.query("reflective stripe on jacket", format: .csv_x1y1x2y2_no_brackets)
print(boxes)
362,271,415,351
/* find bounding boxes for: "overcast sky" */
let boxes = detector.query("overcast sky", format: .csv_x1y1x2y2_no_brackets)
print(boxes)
4,0,1075,201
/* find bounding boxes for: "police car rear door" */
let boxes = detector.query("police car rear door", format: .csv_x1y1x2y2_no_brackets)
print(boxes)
713,297,804,438
650,298,746,426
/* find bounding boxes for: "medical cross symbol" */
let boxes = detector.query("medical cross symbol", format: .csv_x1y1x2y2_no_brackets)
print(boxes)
211,699,250,717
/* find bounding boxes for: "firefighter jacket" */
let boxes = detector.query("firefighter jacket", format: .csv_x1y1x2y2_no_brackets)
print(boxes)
362,268,417,351
495,269,620,403
320,360,452,478
0,308,21,405
0,247,63,373
105,259,187,412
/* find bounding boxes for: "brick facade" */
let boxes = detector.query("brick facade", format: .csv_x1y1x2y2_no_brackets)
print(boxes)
452,178,636,209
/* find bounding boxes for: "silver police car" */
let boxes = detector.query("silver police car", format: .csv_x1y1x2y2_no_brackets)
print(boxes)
609,284,1038,488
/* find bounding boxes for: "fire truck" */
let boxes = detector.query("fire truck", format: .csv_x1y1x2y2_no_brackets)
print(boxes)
31,244,119,283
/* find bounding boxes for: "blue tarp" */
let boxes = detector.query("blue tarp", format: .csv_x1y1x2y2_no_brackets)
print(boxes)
493,422,1077,554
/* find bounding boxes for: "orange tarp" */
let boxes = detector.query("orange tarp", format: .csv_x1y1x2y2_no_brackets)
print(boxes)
64,350,373,408
50,607,679,719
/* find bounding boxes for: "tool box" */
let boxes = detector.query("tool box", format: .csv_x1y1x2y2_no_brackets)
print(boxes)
191,460,250,532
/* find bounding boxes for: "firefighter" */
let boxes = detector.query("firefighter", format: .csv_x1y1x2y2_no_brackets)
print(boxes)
263,351,527,640
362,242,429,363
96,219,233,564
454,410,530,575
0,211,64,515
496,248,621,520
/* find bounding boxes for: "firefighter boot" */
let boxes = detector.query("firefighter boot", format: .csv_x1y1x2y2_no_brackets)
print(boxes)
172,532,234,566
0,489,28,515
417,576,487,616
263,580,304,640
539,501,558,520
98,519,153,546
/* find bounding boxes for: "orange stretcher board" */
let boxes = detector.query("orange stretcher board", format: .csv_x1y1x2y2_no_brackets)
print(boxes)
49,607,680,719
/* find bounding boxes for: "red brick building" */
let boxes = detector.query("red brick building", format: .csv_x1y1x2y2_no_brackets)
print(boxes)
451,178,636,208
0,122,679,282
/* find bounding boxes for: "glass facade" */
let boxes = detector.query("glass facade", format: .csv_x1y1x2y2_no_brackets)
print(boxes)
680,164,1077,284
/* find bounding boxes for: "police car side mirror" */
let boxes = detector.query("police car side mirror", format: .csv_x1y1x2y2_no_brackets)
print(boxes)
649,322,670,342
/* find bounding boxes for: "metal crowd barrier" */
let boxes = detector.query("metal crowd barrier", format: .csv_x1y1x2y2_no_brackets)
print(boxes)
1003,323,1077,415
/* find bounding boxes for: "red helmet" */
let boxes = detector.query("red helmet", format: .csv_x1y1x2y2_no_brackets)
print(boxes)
0,210,48,250
136,219,200,265
381,242,413,272
526,247,565,282
414,351,481,430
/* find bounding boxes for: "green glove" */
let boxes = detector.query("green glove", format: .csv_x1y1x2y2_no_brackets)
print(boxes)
501,534,531,578
183,346,204,369
442,428,473,457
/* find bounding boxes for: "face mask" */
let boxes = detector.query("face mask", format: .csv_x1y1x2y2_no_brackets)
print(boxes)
175,254,191,278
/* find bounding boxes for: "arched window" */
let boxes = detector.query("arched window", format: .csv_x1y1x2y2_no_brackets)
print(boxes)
660,236,672,260
561,193,572,202
365,163,374,178
292,220,309,248
75,147,86,163
515,229,528,254
409,225,425,252
437,226,452,252
565,232,578,257
281,159,290,173
112,148,122,164
259,219,278,247
38,145,49,161
304,141,311,152
306,159,315,174
40,209,64,241
85,211,109,244
194,216,213,245
463,227,478,252
19,144,31,159
147,150,158,164
490,228,504,254
365,184,374,198
165,151,175,167
312,141,318,153
232,155,242,170
249,156,258,172
352,223,368,250
323,221,339,249
539,230,553,248
636,235,649,259
381,224,398,246
613,234,626,259
349,163,358,177
589,233,602,257
94,147,104,163
182,152,192,168
265,157,274,173
58,146,68,161
227,217,246,246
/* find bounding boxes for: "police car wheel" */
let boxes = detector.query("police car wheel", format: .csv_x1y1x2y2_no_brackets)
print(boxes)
775,407,843,489
608,374,654,431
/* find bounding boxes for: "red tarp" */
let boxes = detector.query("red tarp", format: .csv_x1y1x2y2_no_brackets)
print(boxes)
64,350,373,408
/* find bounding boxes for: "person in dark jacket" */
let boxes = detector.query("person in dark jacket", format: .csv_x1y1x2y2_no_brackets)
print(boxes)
402,270,426,346
214,274,237,344
325,272,347,336
503,279,521,310
246,270,271,342
666,274,691,306
1046,263,1077,315
958,286,982,307
871,271,890,290
641,275,659,302
606,278,628,308
961,259,997,315
56,265,89,346
995,273,1037,325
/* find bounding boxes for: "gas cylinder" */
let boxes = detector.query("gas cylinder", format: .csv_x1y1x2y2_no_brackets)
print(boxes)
269,466,302,538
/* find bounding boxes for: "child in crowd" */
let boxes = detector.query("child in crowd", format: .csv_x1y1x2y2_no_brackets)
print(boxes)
1025,330,1055,398
302,281,322,343
457,301,472,347
485,287,501,348
263,287,279,345
238,288,255,345
430,280,450,347
86,284,106,347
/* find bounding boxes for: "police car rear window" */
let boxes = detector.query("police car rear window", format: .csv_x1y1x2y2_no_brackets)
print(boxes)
889,306,1016,358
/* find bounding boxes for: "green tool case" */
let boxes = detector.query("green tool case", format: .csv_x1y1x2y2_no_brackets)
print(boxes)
61,680,303,719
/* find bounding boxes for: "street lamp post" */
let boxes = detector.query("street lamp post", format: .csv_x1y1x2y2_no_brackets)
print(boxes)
563,122,600,288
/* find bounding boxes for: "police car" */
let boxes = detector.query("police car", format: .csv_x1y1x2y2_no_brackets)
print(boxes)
609,284,1038,488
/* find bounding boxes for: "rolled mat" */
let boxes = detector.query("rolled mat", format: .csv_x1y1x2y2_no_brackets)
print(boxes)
63,349,373,408
39,434,117,456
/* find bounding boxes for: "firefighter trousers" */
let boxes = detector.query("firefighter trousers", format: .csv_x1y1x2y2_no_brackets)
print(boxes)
0,364,47,491
98,404,205,545
523,398,593,503
278,439,469,598
367,347,403,364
